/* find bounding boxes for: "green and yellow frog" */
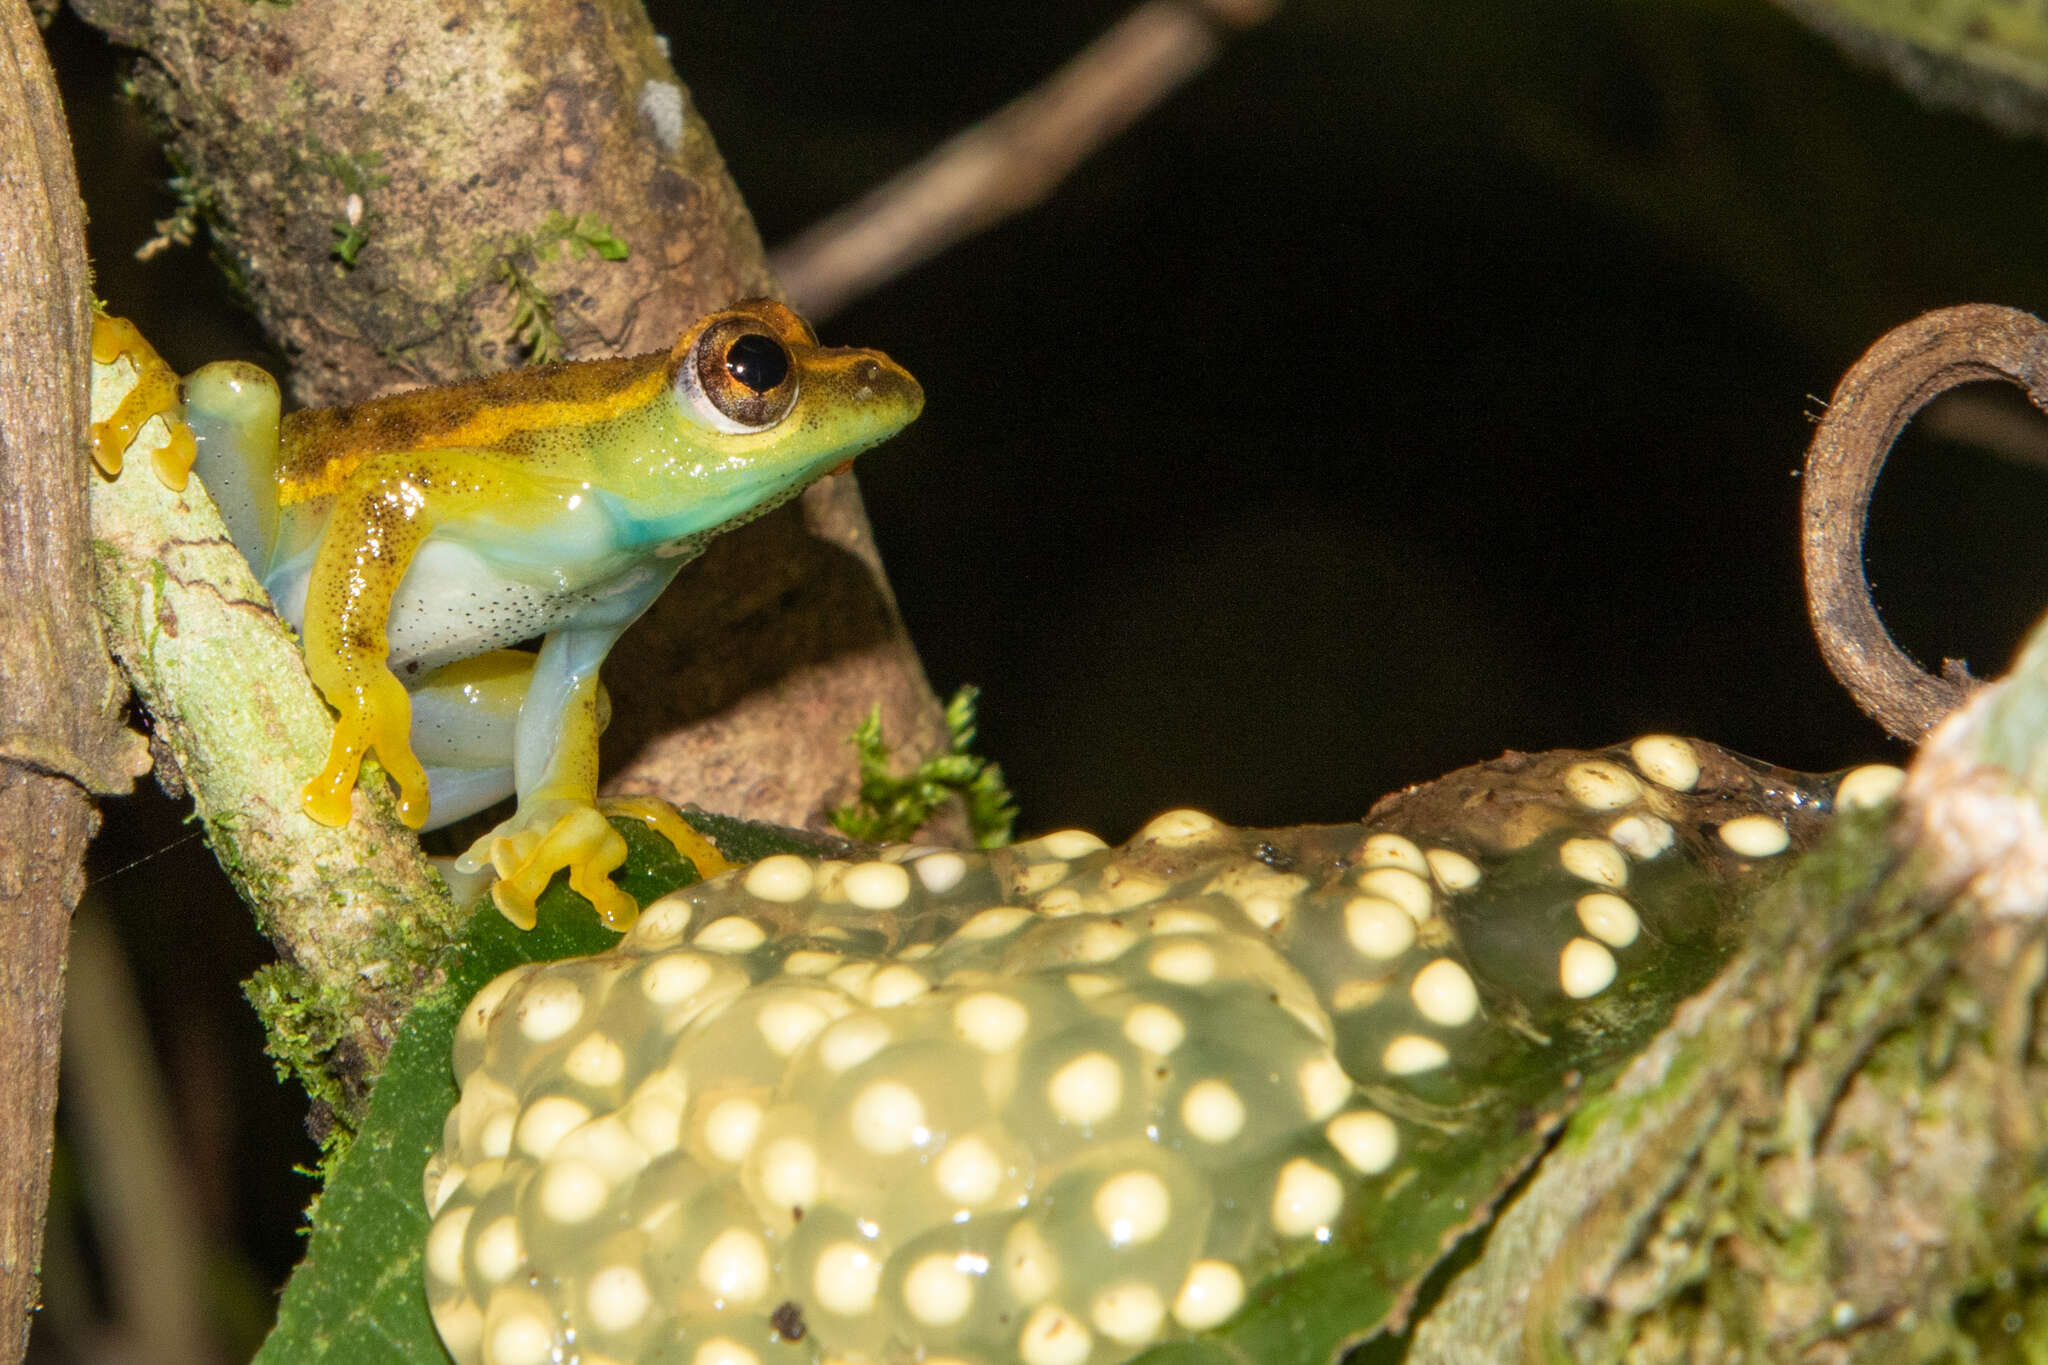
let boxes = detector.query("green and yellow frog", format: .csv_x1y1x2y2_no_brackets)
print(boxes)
91,301,924,930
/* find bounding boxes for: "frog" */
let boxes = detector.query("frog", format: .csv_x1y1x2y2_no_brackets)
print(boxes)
90,300,924,932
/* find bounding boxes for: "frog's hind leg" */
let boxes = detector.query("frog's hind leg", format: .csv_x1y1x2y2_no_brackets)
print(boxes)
409,650,526,828
450,634,632,931
602,796,734,884
451,586,742,931
181,361,284,571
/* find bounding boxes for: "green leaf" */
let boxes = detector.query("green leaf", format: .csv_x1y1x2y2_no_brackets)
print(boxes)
331,221,370,268
250,812,830,1362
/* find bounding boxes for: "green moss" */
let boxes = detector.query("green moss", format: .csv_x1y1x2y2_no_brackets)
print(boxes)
1558,1024,1713,1155
492,211,632,363
243,961,355,1159
297,138,390,269
135,171,217,261
531,209,629,262
830,684,1018,846
144,558,167,655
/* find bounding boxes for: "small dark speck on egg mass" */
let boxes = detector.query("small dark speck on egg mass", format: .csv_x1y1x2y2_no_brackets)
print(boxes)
770,1300,807,1342
1255,842,1296,871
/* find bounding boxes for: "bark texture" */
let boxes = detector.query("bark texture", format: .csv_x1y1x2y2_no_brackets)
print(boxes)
1772,0,2048,141
72,0,947,834
0,0,148,1353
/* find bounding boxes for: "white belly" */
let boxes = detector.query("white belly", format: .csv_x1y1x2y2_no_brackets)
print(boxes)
267,538,661,679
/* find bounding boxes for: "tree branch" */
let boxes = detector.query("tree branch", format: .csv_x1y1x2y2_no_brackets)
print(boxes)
86,357,462,1125
0,0,148,1354
771,0,1282,321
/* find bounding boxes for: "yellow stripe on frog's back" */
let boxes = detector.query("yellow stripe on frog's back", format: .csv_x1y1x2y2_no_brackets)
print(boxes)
276,348,673,504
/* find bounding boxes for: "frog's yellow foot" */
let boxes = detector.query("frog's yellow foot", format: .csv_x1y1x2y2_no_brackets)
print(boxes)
89,315,197,490
458,800,636,932
599,795,735,884
302,697,431,830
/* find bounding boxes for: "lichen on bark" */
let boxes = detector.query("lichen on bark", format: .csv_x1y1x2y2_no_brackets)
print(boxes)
88,353,462,1132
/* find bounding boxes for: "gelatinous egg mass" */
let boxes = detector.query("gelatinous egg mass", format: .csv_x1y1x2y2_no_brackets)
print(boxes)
424,740,1891,1365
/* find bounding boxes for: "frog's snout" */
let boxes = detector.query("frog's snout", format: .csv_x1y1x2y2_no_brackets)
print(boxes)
849,351,924,420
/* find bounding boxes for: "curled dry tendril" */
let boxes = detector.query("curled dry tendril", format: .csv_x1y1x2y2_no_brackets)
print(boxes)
1802,303,2048,739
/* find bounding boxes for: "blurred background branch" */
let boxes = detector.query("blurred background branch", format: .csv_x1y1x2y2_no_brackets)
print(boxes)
1773,0,2048,141
773,0,1281,320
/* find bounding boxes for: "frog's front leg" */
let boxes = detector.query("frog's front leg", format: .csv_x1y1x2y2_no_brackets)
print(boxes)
450,580,676,930
298,452,558,829
89,315,197,490
414,638,733,929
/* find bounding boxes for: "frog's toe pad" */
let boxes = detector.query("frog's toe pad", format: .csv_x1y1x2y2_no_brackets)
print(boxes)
89,315,197,490
304,706,430,830
598,795,734,883
464,802,636,931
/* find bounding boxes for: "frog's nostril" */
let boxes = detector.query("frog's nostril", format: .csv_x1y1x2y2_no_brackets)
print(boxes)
852,358,883,393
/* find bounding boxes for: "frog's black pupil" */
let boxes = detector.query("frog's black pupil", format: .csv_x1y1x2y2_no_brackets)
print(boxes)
725,334,789,393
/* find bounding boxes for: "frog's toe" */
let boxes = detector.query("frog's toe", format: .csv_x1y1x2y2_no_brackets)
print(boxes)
304,698,431,829
302,724,372,827
597,795,734,883
89,315,197,490
462,801,636,932
430,855,495,915
145,421,198,491
487,879,541,933
301,758,358,828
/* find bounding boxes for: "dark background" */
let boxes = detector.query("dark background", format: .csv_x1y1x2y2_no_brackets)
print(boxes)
40,0,2048,1357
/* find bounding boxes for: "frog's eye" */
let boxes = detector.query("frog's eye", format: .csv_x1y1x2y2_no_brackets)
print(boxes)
680,318,800,433
725,333,790,392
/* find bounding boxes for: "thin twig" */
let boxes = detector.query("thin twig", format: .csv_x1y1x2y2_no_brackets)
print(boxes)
770,0,1281,320
1802,303,2048,739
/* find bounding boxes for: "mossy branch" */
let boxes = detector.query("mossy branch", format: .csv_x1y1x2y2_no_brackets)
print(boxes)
1403,613,2048,1359
87,355,460,1134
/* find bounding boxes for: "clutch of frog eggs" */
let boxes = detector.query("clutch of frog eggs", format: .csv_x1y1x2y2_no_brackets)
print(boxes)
423,739,1902,1365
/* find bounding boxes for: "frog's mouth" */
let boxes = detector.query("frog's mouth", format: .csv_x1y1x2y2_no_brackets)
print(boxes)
829,458,855,477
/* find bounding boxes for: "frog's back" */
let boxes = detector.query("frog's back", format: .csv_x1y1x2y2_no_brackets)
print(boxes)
277,349,672,503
